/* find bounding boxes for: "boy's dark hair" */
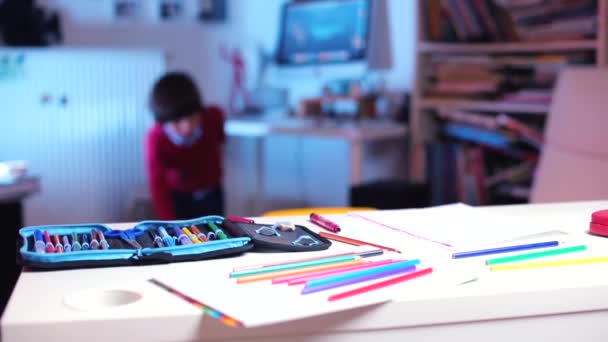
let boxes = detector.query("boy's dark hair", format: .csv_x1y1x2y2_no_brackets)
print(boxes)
150,72,203,123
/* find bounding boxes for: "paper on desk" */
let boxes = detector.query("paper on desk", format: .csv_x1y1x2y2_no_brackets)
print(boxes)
152,254,474,327
347,203,550,249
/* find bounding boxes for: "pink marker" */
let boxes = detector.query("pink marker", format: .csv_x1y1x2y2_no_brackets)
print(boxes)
310,213,341,233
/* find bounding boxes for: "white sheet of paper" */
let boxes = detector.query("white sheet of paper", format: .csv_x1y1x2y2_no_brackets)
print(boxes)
152,254,475,327
348,203,546,249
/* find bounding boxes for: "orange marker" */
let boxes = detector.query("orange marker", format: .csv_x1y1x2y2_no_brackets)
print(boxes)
190,225,208,242
53,234,64,253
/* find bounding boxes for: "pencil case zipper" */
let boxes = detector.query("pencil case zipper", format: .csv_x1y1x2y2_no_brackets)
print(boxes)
140,237,252,257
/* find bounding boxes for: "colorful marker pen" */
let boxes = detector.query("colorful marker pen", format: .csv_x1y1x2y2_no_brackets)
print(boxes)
71,232,82,251
62,235,72,253
190,225,208,242
208,222,228,240
310,213,341,233
53,234,64,253
157,226,175,247
82,233,90,250
172,226,192,245
34,230,46,253
90,230,100,250
148,230,164,248
182,227,201,243
43,230,55,253
97,230,109,250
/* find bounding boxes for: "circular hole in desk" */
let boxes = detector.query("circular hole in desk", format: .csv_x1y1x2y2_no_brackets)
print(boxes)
63,289,142,311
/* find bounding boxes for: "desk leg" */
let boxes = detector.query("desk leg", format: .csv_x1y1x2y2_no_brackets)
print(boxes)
255,136,266,215
0,201,22,315
350,141,363,186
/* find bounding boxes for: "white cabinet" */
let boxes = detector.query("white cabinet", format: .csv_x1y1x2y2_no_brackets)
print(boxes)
0,48,165,225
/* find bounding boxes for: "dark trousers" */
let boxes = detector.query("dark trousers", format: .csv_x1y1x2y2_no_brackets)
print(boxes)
172,184,224,220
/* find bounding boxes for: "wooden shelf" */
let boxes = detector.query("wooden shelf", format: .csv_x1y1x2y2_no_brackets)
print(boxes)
419,98,549,114
419,40,598,54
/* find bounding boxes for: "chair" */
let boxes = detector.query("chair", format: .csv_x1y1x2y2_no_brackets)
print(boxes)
262,207,376,217
530,67,608,203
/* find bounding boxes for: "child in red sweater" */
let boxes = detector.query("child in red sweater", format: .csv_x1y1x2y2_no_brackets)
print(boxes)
145,72,225,220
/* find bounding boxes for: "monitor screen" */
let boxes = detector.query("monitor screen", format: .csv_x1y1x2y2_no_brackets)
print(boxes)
276,0,370,65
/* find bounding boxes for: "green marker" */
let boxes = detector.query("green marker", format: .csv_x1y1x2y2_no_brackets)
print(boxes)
486,245,587,266
208,221,228,240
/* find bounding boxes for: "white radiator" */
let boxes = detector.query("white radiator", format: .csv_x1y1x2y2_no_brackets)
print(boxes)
0,48,165,225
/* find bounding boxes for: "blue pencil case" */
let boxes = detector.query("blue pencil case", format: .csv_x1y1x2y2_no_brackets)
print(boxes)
18,216,331,270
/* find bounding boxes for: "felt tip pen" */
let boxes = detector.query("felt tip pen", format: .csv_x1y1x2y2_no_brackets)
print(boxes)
189,225,208,242
71,232,82,251
148,230,164,248
208,222,228,240
182,227,201,243
157,226,175,247
226,216,255,224
90,230,100,250
53,234,64,253
97,230,109,250
173,226,192,245
82,233,90,250
62,235,72,253
310,213,341,233
34,230,46,253
43,230,55,253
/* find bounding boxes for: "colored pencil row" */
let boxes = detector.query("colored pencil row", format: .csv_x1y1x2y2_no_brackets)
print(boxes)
452,240,608,271
230,249,433,301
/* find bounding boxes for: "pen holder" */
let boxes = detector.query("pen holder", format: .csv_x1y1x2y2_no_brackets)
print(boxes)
18,215,331,270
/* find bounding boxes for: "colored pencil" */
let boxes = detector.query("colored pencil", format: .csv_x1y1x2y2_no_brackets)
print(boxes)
486,245,587,265
452,240,560,259
319,231,402,254
232,249,383,272
302,265,417,294
231,254,365,278
283,260,396,286
306,259,420,288
490,256,608,271
236,260,365,284
328,267,433,301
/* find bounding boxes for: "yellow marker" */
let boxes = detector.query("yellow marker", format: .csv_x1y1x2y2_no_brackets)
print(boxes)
491,256,608,271
182,227,201,243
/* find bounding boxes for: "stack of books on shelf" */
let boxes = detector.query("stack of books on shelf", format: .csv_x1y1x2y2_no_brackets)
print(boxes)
426,109,544,206
424,52,593,104
424,0,597,42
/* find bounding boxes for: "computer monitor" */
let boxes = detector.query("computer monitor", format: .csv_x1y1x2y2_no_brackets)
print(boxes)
275,0,370,66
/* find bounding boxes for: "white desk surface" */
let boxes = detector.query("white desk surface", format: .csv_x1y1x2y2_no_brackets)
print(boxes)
225,116,407,141
4,200,608,342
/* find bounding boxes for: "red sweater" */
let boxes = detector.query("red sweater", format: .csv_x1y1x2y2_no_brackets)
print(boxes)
145,106,225,220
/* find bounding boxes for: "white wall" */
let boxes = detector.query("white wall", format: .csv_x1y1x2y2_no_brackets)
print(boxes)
39,0,417,110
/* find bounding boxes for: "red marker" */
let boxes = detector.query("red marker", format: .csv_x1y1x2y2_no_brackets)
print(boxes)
310,213,341,233
43,230,55,253
53,234,64,253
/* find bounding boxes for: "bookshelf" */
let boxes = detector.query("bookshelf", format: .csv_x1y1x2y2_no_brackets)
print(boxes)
410,0,607,205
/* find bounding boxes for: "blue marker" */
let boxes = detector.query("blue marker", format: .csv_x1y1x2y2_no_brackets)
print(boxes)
82,233,90,250
34,230,46,253
71,232,82,251
172,226,192,245
62,235,72,253
157,226,175,247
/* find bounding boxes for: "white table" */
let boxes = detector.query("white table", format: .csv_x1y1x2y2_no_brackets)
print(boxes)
4,200,608,342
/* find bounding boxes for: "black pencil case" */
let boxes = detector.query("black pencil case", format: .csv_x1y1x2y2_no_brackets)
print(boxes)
18,215,331,270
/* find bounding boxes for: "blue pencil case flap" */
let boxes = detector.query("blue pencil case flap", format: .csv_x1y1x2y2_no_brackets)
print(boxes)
19,216,254,270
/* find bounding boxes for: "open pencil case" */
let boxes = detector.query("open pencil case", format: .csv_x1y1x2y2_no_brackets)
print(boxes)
18,215,331,270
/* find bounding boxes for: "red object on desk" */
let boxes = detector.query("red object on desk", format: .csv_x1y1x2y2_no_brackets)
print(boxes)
310,213,341,233
590,210,608,237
